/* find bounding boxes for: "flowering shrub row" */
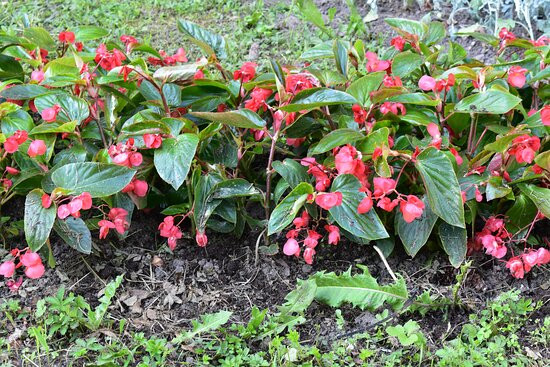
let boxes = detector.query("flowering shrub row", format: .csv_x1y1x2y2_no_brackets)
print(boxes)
0,19,548,285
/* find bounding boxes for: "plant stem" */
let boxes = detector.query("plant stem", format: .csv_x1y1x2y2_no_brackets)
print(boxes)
264,131,279,225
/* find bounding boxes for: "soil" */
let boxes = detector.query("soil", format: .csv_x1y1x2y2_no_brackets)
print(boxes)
1,196,549,356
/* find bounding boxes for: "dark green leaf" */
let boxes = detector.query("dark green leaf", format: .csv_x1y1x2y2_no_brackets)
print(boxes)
391,52,423,78
34,92,89,124
280,88,357,112
346,72,385,107
395,196,437,256
191,109,266,129
438,222,467,267
177,20,227,59
24,189,56,251
309,128,364,155
268,182,314,235
154,133,199,190
518,184,550,218
53,217,92,254
0,84,49,100
272,159,309,189
454,90,521,114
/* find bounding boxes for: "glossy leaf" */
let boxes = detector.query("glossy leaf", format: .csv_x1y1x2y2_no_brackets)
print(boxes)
280,88,357,112
24,189,56,251
454,90,521,114
154,133,199,190
177,20,227,59
268,182,313,235
415,147,465,228
391,52,423,78
346,72,385,107
0,84,49,100
53,217,92,254
309,128,365,155
191,109,266,129
438,222,467,267
518,184,550,218
34,92,89,124
272,159,309,189
395,196,437,257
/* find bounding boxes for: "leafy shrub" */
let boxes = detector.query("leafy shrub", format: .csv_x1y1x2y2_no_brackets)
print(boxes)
0,16,548,285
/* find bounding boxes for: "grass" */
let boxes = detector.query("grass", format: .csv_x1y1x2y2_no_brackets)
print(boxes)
1,277,548,366
1,0,321,67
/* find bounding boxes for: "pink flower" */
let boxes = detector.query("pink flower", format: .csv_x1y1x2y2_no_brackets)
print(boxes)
334,145,359,174
499,28,516,43
58,31,75,43
57,204,71,219
449,148,463,165
143,134,162,149
485,216,504,232
174,48,188,63
196,231,208,247
399,195,425,223
390,36,405,51
324,225,340,245
541,105,550,126
0,261,15,277
108,139,143,168
79,192,92,210
285,73,317,94
365,51,390,72
233,62,257,82
426,123,442,149
31,69,45,83
303,247,315,264
108,208,129,234
41,194,51,209
536,247,550,265
20,252,45,279
99,219,116,239
5,166,19,175
508,135,540,164
373,177,396,198
293,211,309,228
6,277,23,291
418,75,436,91
27,140,47,157
244,87,272,112
507,66,527,88
383,75,402,87
194,69,205,80
475,187,483,202
283,238,300,256
506,256,524,279
357,195,373,214
304,230,322,248
481,234,507,258
379,102,406,115
352,104,367,124
315,192,343,210
522,250,539,272
377,197,399,212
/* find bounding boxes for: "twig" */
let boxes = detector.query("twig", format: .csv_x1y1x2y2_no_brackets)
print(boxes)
373,245,398,282
254,228,267,266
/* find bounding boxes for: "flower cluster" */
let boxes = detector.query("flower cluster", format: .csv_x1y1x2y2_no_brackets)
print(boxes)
282,210,341,264
94,44,126,71
56,192,93,219
0,249,45,291
148,48,188,66
108,138,143,168
98,208,129,239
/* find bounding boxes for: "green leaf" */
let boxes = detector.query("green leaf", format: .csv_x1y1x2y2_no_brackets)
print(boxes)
385,18,428,39
51,162,135,198
357,127,390,154
312,265,408,311
346,72,385,107
153,59,208,83
329,174,388,241
424,21,446,45
415,147,465,228
296,0,332,37
438,222,467,267
333,40,348,78
0,55,24,80
34,92,89,124
24,189,56,251
119,120,171,139
23,27,55,49
177,20,227,59
154,133,199,190
485,176,511,201
299,41,333,60
391,51,423,78
389,93,438,106
191,109,266,129
53,217,92,254
309,128,364,155
272,159,309,189
396,195,438,257
173,310,232,344
73,26,109,41
484,133,522,153
454,90,521,114
518,184,550,218
1,110,34,134
279,88,357,112
210,179,259,199
268,182,314,235
0,84,49,100
506,194,538,231
30,121,77,135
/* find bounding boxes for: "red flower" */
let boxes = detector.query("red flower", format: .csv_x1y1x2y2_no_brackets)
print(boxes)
196,231,208,247
194,69,205,80
530,35,549,47
122,179,148,197
108,208,129,234
390,36,406,51
99,219,116,239
41,104,61,122
20,252,45,279
293,210,310,228
285,73,317,94
507,66,527,88
324,225,340,245
304,230,322,248
480,234,507,258
508,135,540,164
352,104,367,124
536,247,550,265
426,123,442,149
380,102,406,115
373,177,396,198
108,139,143,168
449,148,463,165
365,51,390,72
233,62,257,82
120,35,138,53
58,31,75,44
5,166,19,175
498,28,516,43
0,261,15,277
303,247,315,264
28,140,46,157
315,192,343,210
357,195,373,214
334,145,360,175
143,133,162,149
283,238,300,256
383,75,402,87
377,197,399,212
94,44,126,71
244,87,272,112
541,105,550,126
506,256,524,279
399,195,425,223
